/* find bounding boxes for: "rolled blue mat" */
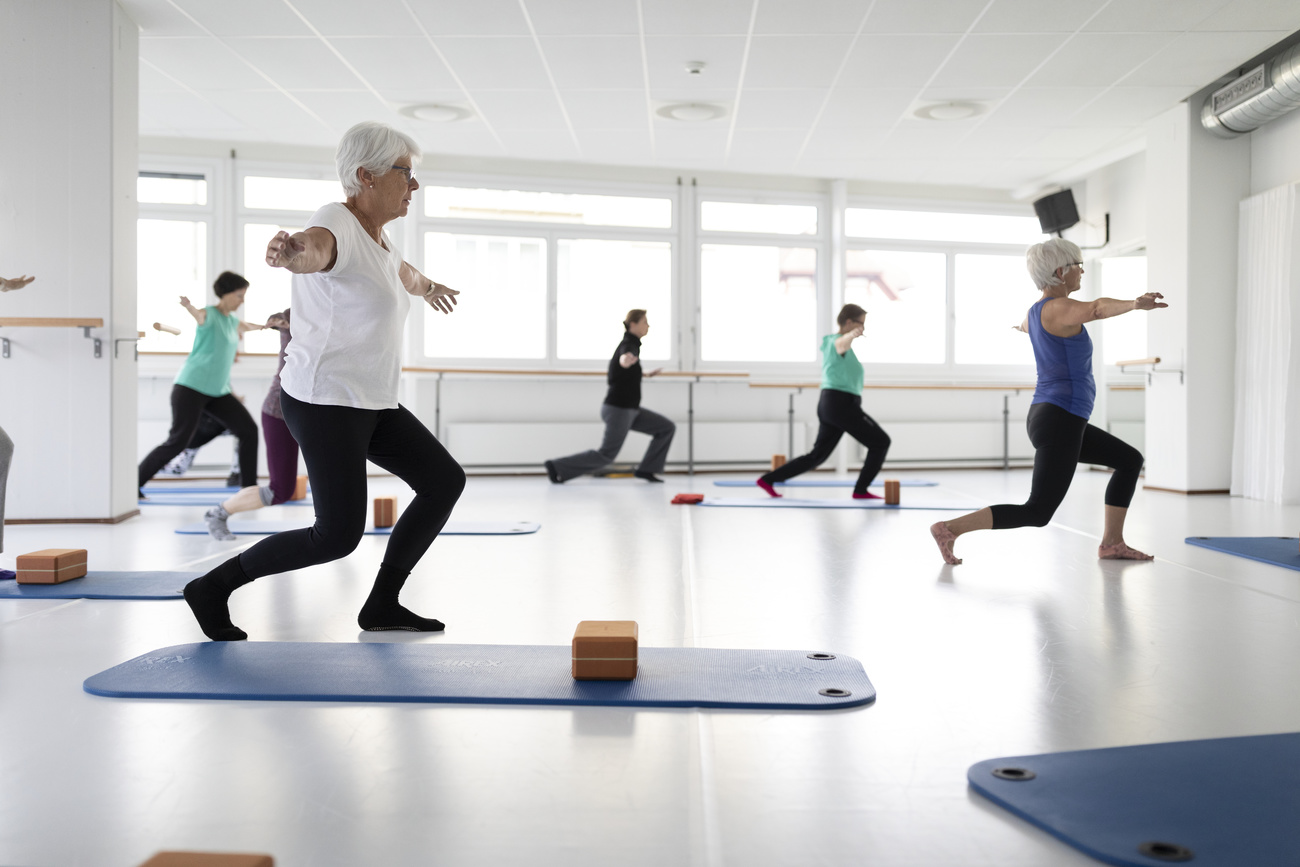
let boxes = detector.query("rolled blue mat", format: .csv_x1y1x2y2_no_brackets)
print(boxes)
85,642,876,710
700,496,969,511
0,571,200,600
713,478,938,488
969,733,1300,867
1184,536,1300,572
175,520,540,536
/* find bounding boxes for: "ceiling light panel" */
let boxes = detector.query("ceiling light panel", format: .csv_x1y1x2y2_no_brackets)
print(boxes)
172,0,313,37
640,0,756,35
330,37,462,91
838,34,963,87
536,36,646,89
742,35,856,88
972,0,1110,34
404,0,532,36
223,37,362,91
431,37,552,88
928,34,1068,88
861,0,996,34
523,0,641,35
1026,32,1178,87
139,37,272,90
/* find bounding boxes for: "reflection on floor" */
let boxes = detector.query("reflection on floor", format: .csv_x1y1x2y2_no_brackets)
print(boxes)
2,469,1298,867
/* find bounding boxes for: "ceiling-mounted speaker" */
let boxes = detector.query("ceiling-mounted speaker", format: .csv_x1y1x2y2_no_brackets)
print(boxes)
1033,189,1080,235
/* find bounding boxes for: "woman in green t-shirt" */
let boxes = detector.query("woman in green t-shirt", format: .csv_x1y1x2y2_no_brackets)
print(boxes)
137,271,267,496
757,303,891,499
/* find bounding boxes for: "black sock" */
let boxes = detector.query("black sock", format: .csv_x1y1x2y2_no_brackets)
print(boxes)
358,563,444,632
635,471,663,482
184,556,254,641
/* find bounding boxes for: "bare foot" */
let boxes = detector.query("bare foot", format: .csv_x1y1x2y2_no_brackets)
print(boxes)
930,521,962,565
757,479,782,498
1098,542,1154,561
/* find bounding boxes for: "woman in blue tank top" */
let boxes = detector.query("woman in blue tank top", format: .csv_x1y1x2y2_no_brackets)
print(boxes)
930,238,1167,565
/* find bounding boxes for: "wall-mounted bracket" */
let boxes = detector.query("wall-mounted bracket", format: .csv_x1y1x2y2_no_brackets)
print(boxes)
1117,356,1183,385
1,337,8,359
82,326,102,358
114,337,140,361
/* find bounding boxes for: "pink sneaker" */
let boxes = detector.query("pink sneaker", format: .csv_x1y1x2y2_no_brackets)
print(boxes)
756,479,782,498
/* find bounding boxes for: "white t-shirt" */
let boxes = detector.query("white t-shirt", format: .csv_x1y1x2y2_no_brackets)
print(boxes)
280,202,409,410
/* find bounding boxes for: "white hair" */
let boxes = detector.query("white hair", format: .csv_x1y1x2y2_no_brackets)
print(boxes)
335,121,422,197
1025,237,1083,289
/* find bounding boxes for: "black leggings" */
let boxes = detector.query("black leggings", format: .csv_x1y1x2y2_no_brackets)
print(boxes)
238,392,466,580
990,402,1144,530
138,385,258,489
762,389,891,494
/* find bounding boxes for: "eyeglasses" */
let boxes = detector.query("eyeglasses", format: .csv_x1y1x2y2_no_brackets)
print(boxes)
1061,262,1082,271
389,165,417,184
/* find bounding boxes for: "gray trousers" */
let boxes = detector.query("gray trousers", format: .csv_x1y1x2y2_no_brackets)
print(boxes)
550,404,676,481
0,424,11,552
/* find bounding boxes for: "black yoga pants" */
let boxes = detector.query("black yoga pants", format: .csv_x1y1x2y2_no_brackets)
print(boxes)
237,391,466,580
761,388,891,494
138,385,259,489
990,401,1144,530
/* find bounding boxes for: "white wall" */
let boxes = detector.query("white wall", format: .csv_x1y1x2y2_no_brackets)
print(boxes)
1251,106,1300,194
0,0,138,521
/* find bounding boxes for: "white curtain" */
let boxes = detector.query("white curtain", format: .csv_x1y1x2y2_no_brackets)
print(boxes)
1231,183,1300,503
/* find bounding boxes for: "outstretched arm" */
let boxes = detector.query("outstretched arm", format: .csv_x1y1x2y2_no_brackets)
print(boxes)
236,320,267,335
179,295,206,326
0,275,35,292
399,260,459,314
266,227,337,274
1043,293,1168,331
833,325,864,355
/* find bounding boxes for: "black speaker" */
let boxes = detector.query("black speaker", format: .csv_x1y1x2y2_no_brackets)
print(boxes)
1033,189,1080,235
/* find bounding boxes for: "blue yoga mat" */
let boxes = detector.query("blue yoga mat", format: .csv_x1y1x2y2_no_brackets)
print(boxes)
700,496,969,511
175,520,540,536
969,732,1300,867
141,493,313,506
85,642,876,710
0,571,200,600
1184,536,1300,572
713,478,938,488
142,485,241,494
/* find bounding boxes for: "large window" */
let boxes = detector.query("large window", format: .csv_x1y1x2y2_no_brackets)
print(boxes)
701,245,817,362
701,201,817,235
1099,256,1149,365
845,250,945,365
423,233,547,359
240,222,300,355
954,254,1036,366
557,239,672,360
137,219,207,353
244,177,344,212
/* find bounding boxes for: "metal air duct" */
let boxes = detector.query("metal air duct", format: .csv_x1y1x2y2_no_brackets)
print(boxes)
1201,42,1300,138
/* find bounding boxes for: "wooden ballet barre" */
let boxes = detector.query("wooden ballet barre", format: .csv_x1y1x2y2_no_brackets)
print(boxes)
1116,357,1160,367
1116,356,1183,385
153,322,182,335
0,317,106,359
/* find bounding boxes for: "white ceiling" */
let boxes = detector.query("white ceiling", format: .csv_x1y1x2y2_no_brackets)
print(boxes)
126,0,1300,192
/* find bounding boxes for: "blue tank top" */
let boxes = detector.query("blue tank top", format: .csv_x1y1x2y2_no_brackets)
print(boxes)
1027,297,1095,419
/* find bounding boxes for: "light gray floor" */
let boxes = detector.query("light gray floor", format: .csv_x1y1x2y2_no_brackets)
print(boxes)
3,469,1299,867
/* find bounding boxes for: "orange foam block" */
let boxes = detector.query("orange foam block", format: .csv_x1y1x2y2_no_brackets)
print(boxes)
771,454,787,471
373,495,398,528
137,853,274,867
291,475,308,501
672,493,704,505
15,548,87,585
883,479,901,505
572,621,638,681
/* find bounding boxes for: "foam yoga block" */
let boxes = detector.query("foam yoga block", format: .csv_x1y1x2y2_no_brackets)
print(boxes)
883,479,901,505
572,621,638,680
138,853,274,867
969,732,1300,867
373,495,398,528
291,475,308,501
671,493,704,505
16,548,88,584
87,642,875,709
770,454,786,471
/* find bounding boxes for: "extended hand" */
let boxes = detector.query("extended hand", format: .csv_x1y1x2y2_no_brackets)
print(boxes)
266,231,305,269
179,295,194,309
0,275,35,292
425,282,459,314
265,313,288,330
847,325,864,340
1135,292,1168,311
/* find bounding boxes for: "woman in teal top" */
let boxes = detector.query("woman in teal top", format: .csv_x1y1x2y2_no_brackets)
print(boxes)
757,303,892,498
137,271,267,495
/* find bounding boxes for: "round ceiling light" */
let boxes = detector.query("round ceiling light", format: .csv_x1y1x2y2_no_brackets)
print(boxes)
913,101,984,121
656,102,726,122
399,103,474,123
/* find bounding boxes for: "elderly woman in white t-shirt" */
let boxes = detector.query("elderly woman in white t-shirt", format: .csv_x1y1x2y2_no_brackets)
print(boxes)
183,121,463,641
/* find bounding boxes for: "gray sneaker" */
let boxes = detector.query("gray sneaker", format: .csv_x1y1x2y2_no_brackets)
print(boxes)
203,506,236,541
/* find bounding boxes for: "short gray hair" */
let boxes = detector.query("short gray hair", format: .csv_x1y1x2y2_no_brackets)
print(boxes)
335,121,422,197
1026,238,1083,289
